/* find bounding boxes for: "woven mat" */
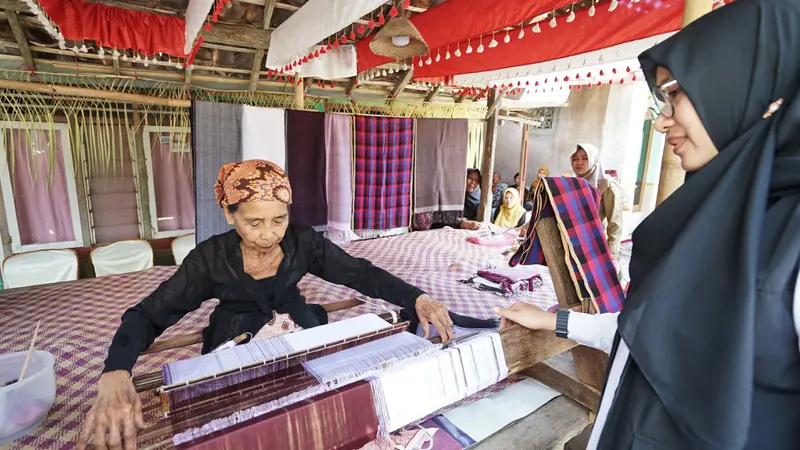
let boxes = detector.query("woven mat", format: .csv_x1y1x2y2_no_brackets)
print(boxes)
0,228,557,449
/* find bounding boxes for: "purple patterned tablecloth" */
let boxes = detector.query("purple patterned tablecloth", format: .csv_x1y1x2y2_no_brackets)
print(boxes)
0,228,557,450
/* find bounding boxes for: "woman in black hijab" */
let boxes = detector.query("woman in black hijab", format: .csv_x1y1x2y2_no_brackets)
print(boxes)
497,0,800,448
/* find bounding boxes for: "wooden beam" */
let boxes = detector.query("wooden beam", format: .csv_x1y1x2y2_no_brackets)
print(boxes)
202,43,257,54
423,84,442,102
477,88,499,222
473,396,589,450
0,79,190,108
518,123,529,201
294,77,304,109
202,23,271,50
0,1,28,12
249,0,276,91
4,9,33,71
345,77,358,95
484,90,506,120
536,216,610,390
455,91,469,104
501,324,578,375
390,69,414,98
526,357,601,412
249,50,265,91
131,106,153,241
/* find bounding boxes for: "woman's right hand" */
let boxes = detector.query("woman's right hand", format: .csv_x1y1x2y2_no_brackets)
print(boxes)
78,370,146,450
459,219,482,230
493,303,558,332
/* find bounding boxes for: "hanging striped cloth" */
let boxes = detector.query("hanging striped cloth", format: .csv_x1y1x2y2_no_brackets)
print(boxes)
510,177,625,314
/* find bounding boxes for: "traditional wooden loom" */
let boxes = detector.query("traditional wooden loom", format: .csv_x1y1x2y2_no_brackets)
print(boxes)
132,216,608,449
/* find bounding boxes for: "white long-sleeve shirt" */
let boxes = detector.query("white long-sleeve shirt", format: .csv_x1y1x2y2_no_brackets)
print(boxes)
569,266,800,450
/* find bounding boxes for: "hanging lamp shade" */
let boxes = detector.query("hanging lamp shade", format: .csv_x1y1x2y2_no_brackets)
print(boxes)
369,17,428,60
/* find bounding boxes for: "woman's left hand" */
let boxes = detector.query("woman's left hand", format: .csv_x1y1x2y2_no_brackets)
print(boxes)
415,295,455,342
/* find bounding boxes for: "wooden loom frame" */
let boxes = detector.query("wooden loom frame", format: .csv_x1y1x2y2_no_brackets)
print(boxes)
134,216,607,446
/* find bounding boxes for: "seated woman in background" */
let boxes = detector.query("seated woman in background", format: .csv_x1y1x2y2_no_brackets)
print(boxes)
497,0,800,447
525,165,550,208
571,144,622,257
491,171,508,210
80,159,455,450
509,172,526,200
493,187,527,229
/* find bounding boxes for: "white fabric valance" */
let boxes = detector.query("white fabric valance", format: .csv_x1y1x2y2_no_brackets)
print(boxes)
296,45,358,80
266,0,385,69
184,0,215,54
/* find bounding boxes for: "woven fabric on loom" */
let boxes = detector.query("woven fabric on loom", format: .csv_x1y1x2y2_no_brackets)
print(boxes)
169,332,435,446
185,381,379,450
510,177,624,313
414,119,469,223
353,116,414,231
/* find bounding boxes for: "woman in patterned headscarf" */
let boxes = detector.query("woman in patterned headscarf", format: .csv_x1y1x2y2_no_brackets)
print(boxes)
81,160,455,450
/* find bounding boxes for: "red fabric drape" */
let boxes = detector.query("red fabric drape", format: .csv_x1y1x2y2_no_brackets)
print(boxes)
356,0,572,72
414,2,683,79
357,0,684,79
38,0,187,56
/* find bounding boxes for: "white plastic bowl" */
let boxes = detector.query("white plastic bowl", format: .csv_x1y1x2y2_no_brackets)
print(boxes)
0,350,56,444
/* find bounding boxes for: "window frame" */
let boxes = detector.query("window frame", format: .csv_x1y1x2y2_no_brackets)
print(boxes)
0,121,85,253
142,125,194,239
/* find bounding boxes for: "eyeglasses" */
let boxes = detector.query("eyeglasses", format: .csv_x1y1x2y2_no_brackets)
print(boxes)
651,79,680,118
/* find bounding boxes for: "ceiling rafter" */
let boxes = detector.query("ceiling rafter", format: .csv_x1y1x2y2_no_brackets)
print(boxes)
249,0,277,91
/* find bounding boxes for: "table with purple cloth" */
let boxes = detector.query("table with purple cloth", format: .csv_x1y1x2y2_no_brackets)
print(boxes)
0,228,558,450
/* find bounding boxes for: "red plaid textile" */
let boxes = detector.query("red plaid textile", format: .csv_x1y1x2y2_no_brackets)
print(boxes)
353,116,414,230
510,177,624,313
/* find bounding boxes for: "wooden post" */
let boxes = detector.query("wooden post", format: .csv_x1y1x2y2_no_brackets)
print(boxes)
132,106,153,240
478,89,500,222
518,123,529,202
655,0,714,206
536,217,609,390
294,77,304,109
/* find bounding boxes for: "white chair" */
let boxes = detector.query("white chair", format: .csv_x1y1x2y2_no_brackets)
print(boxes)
2,249,79,289
171,233,196,266
90,240,153,277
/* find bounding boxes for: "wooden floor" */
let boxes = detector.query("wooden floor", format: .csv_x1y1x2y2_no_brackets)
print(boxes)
476,396,590,450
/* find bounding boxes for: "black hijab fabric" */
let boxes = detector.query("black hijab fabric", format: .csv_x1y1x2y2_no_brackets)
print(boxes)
618,0,800,447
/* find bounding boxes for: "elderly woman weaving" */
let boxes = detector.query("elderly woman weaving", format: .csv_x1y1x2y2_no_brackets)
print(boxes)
79,159,454,450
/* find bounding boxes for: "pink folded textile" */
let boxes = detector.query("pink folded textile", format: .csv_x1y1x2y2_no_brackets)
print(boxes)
466,231,519,247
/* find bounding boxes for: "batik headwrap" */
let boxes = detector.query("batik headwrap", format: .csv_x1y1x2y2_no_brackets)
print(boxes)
214,159,292,208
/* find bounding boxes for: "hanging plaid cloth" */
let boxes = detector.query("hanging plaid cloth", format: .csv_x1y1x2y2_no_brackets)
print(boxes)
353,116,414,230
510,177,625,313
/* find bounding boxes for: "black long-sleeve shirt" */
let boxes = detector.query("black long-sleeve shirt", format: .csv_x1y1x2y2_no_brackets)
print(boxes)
103,225,425,374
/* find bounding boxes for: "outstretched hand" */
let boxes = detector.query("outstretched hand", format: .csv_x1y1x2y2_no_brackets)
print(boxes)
493,303,558,332
415,294,455,342
78,371,146,450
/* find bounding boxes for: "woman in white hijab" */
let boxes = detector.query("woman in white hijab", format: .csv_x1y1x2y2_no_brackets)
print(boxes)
570,143,622,257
